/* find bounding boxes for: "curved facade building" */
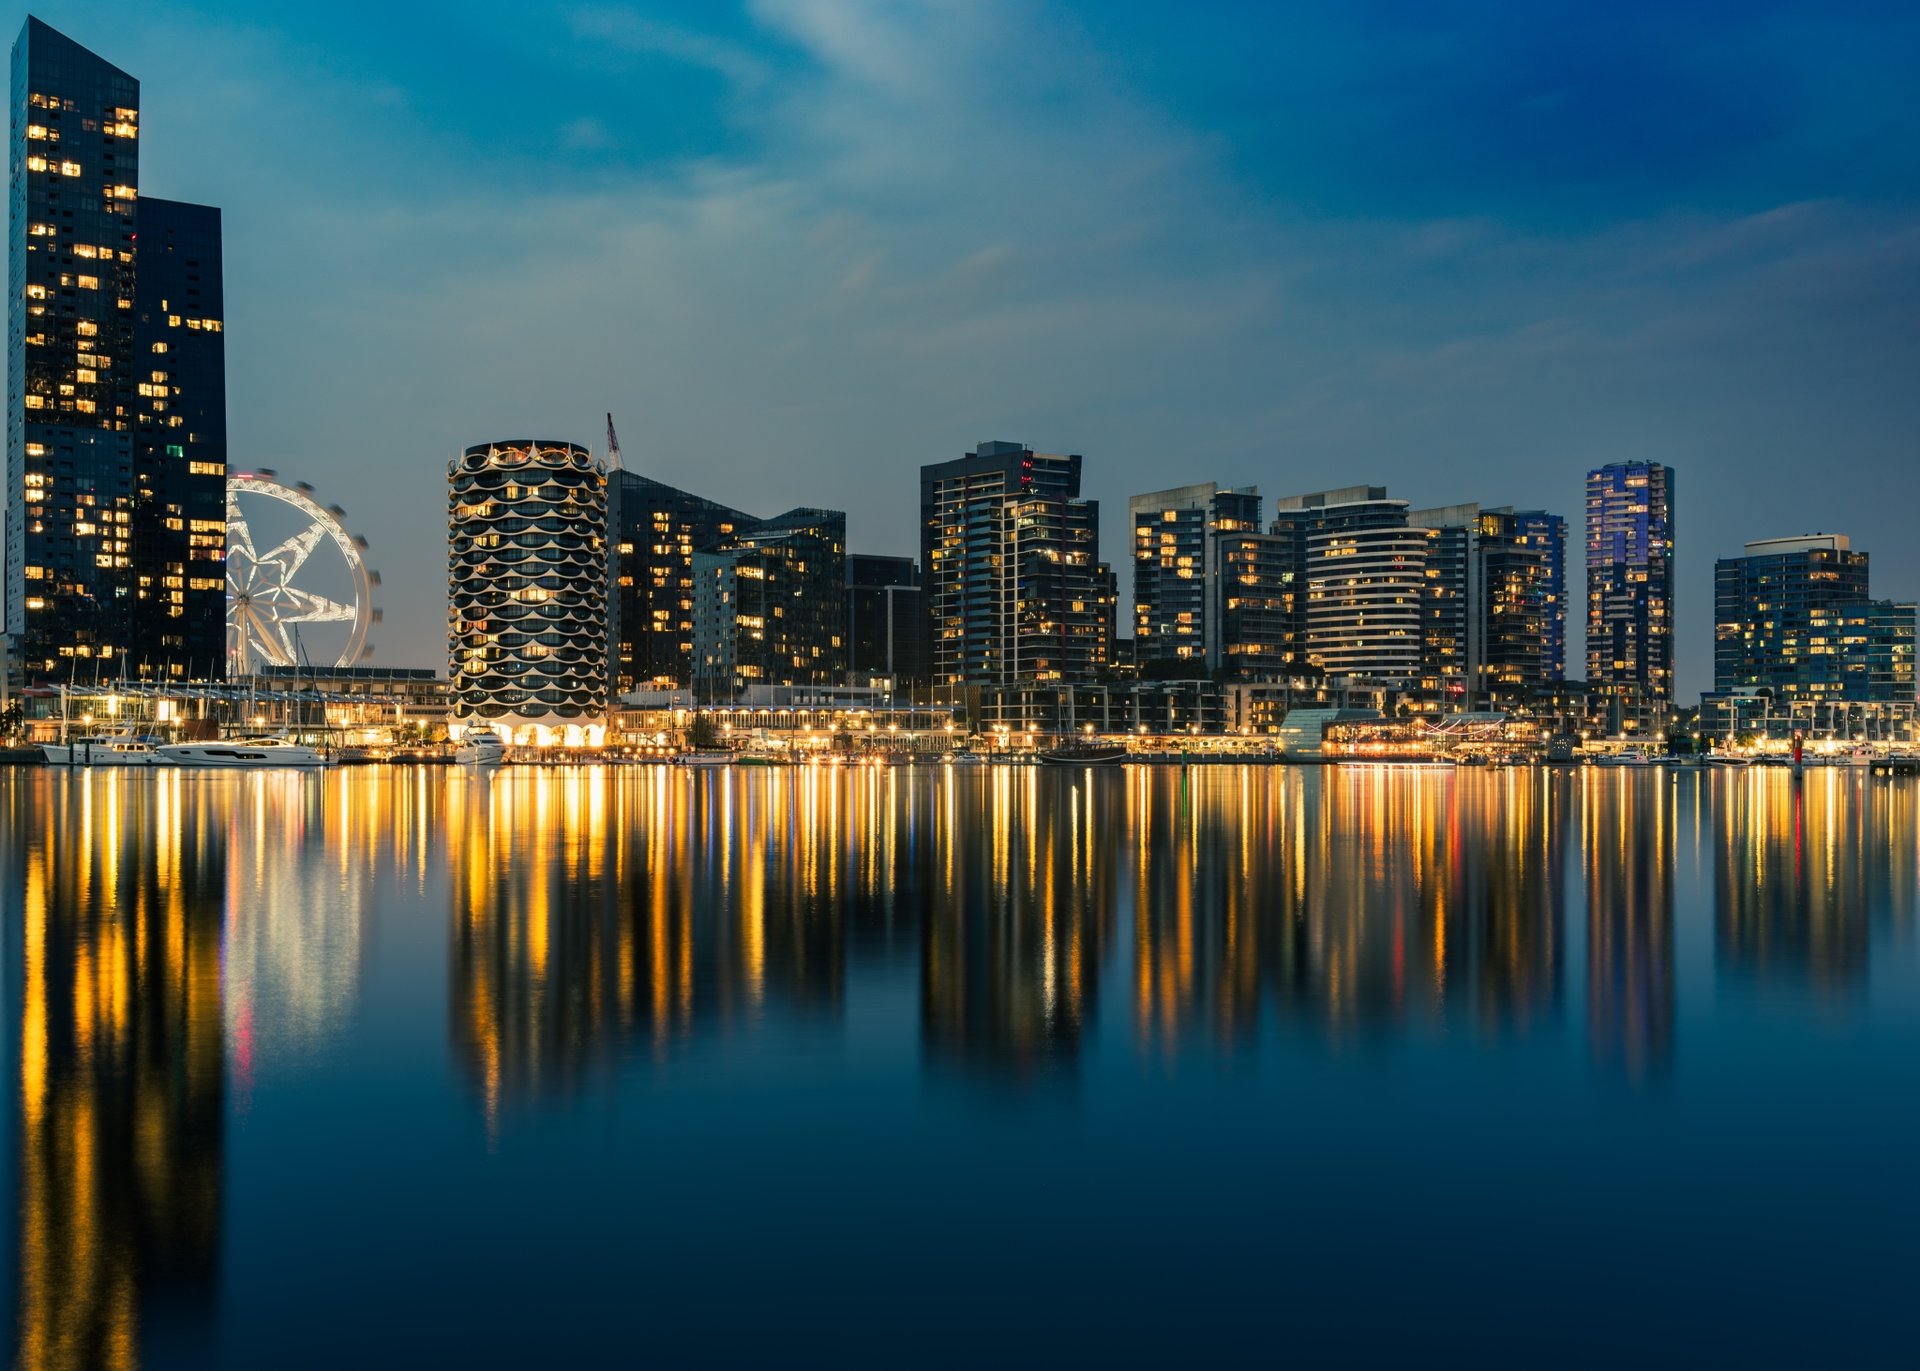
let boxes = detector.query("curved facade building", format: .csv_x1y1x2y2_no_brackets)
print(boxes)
448,439,611,746
1305,497,1427,681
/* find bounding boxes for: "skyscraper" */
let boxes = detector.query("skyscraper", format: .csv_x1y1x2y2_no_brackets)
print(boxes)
1585,462,1674,730
447,440,611,745
1271,487,1427,680
920,441,1111,693
610,472,754,691
1410,503,1567,700
131,197,226,677
691,506,847,699
1129,483,1263,675
5,18,226,683
1712,534,1914,704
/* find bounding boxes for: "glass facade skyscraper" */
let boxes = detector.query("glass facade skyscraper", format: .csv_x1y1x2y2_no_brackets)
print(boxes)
610,472,753,691
1712,534,1913,703
1585,462,1674,729
6,18,225,683
131,197,226,677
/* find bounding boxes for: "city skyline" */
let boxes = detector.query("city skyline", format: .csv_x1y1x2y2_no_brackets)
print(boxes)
3,3,1918,699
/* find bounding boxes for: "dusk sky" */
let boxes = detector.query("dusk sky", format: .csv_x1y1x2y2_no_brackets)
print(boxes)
14,0,1920,695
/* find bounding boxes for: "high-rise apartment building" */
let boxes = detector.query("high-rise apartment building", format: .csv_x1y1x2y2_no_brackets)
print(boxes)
1712,534,1913,703
448,440,611,745
610,472,754,691
1270,487,1427,680
1410,504,1567,700
1586,462,1674,728
1130,483,1261,675
920,441,1111,693
1480,508,1567,692
6,18,226,683
691,507,847,699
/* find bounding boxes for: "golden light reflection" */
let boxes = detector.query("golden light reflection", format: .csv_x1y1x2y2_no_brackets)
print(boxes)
7,771,225,1370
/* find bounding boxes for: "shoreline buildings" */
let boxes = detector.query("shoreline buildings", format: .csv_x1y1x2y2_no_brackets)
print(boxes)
5,18,227,685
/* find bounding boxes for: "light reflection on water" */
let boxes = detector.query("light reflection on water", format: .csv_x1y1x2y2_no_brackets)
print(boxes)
5,765,1918,1368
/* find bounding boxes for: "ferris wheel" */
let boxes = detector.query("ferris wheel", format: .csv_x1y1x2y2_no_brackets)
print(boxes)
227,471,381,675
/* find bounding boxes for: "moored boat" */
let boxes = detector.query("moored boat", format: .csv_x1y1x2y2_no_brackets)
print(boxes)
454,732,507,767
157,736,329,769
41,734,166,766
1036,744,1128,766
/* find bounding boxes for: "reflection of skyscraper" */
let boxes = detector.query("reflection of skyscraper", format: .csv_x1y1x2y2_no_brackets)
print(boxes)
448,769,876,1119
5,773,225,1364
1584,778,1675,1079
1712,777,1912,999
921,770,1114,1083
1246,769,1567,1041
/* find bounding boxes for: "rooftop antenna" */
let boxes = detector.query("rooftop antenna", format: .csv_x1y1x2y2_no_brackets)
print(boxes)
606,412,624,471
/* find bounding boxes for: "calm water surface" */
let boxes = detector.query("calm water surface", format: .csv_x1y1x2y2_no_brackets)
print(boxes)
4,764,1918,1368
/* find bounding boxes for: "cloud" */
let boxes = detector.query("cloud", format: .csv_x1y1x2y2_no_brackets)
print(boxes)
565,6,771,90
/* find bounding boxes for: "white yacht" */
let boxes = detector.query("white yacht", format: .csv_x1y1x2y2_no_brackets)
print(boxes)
41,734,166,767
157,736,330,769
455,732,507,767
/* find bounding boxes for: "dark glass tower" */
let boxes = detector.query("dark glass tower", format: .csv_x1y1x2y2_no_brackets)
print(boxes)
132,197,226,679
5,18,225,683
610,472,755,691
847,553,926,688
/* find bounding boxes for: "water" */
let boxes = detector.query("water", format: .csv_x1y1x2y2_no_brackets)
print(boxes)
4,764,1917,1368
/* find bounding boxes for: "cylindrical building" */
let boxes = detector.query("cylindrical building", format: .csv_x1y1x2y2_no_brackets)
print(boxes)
448,439,611,746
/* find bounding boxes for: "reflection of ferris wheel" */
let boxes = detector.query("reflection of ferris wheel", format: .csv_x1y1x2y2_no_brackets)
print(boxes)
227,471,381,674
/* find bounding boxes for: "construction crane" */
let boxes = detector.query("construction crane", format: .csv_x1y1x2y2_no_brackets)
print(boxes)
606,412,623,471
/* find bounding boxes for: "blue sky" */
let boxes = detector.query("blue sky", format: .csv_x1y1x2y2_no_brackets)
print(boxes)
14,0,1920,693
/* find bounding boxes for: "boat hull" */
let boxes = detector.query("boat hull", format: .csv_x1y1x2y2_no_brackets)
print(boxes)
1037,747,1128,766
41,743,164,766
157,743,329,769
